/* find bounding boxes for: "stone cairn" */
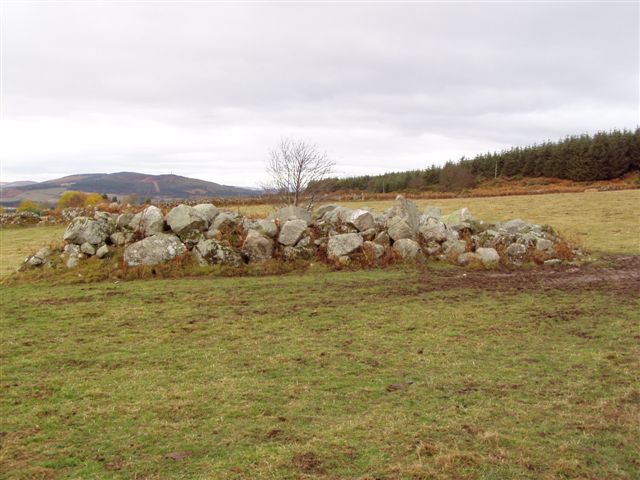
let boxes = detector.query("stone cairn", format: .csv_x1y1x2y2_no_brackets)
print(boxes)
22,196,575,271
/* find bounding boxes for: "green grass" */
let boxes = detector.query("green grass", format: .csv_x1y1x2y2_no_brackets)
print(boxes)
2,269,639,479
239,190,640,254
0,225,65,277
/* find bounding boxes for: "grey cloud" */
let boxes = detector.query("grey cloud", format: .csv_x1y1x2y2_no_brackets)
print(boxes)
2,2,638,185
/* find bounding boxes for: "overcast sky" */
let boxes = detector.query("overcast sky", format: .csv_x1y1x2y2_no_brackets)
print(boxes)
1,1,638,186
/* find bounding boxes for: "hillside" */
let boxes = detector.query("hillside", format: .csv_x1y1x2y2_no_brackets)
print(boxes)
0,172,256,206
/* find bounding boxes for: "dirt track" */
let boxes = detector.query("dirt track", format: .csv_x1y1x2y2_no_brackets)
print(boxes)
419,255,640,297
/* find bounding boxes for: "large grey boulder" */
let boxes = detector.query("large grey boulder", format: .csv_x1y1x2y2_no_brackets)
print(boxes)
192,204,219,224
314,204,339,220
387,217,416,241
256,219,278,238
475,247,500,266
242,230,274,262
268,205,312,226
129,206,165,237
442,239,467,256
192,238,242,267
208,212,239,237
327,233,363,259
166,204,207,242
441,208,474,229
418,218,448,243
116,213,134,229
63,217,111,245
393,238,423,261
348,209,375,232
278,219,308,246
123,234,186,266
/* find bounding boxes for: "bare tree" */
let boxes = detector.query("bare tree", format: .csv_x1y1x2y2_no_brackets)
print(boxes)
264,138,335,207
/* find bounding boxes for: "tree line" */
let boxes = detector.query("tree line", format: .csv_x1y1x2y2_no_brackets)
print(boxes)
311,128,640,193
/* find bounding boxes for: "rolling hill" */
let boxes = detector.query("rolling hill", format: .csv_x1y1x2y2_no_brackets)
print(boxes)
0,172,256,206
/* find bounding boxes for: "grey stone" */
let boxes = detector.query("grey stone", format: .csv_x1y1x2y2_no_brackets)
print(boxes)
363,241,385,259
166,205,207,242
96,245,111,259
422,206,443,220
282,246,314,261
129,206,165,236
256,219,278,238
63,217,111,245
457,252,479,266
25,247,52,268
418,218,448,243
373,231,391,247
123,234,186,266
506,243,528,259
327,233,363,259
242,230,274,262
192,203,220,224
209,212,238,236
442,239,467,256
268,205,312,226
475,247,500,266
387,217,415,241
348,209,375,232
360,228,377,241
392,238,423,261
314,204,339,220
116,213,134,229
192,238,243,267
536,238,554,252
110,231,133,246
441,208,474,229
278,219,307,246
80,242,96,256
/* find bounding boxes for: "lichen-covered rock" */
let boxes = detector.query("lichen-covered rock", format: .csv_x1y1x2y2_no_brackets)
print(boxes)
418,218,448,243
475,247,500,266
283,246,314,261
373,231,391,247
506,243,528,260
278,219,308,246
442,239,467,256
62,244,82,268
207,212,239,238
348,209,374,232
23,247,52,269
536,238,554,252
441,208,474,229
110,231,133,246
124,234,186,266
387,217,415,241
192,204,219,224
63,217,111,245
393,238,423,261
129,206,165,237
422,206,443,220
268,205,312,226
116,213,134,229
80,242,96,256
327,233,363,259
242,230,274,262
166,204,207,242
256,219,278,238
192,238,242,267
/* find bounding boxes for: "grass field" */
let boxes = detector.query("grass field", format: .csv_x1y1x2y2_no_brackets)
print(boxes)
1,190,639,479
2,269,639,479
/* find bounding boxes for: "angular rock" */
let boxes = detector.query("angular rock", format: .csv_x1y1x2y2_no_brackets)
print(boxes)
418,218,448,243
387,217,415,241
422,206,443,220
123,234,186,266
363,241,385,259
192,204,219,224
110,231,133,246
327,233,363,259
392,238,423,261
63,217,111,245
242,230,274,262
373,231,391,247
268,205,312,226
209,212,238,236
116,213,134,229
441,208,474,229
80,242,96,256
24,247,52,268
536,238,554,252
506,243,528,260
166,204,207,242
192,238,242,267
360,228,377,242
348,209,374,232
96,245,111,259
129,206,165,237
278,219,307,246
314,204,339,220
256,219,278,238
282,246,314,262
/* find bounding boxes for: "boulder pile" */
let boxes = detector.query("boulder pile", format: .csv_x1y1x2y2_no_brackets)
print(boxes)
22,197,578,271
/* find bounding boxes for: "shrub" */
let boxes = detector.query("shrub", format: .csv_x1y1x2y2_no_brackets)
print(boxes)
85,193,104,206
58,191,88,209
16,199,43,215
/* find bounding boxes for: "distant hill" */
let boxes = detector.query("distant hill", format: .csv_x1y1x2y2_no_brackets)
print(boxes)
0,181,38,188
0,172,257,206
